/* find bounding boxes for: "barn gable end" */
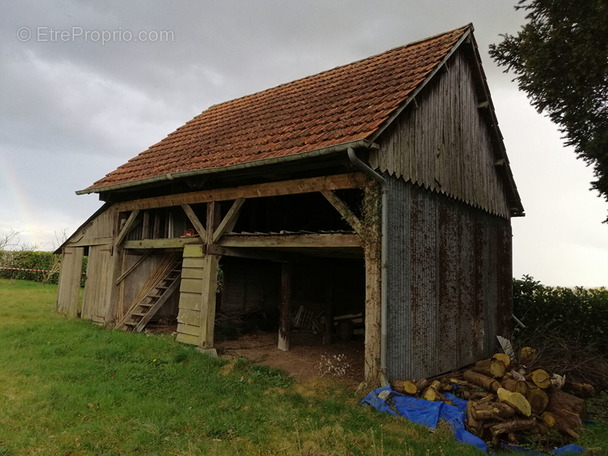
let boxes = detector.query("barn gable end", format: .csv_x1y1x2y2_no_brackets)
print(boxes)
370,37,518,218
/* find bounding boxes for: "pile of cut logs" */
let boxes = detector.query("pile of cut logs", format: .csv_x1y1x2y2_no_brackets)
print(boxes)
390,348,595,447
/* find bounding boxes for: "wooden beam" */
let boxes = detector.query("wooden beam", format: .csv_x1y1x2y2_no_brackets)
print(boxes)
212,198,245,243
219,233,362,249
207,244,286,262
321,190,365,238
115,210,140,247
113,173,370,212
124,238,203,249
66,237,113,248
181,204,206,239
278,262,292,351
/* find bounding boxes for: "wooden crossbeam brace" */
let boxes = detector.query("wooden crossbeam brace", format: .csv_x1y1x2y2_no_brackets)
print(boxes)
115,210,140,247
321,190,366,239
212,198,245,244
181,204,207,239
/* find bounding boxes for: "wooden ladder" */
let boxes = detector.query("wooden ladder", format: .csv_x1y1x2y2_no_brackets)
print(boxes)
118,258,182,332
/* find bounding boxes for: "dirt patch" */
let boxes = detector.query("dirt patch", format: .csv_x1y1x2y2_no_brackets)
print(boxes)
145,323,365,386
215,331,365,385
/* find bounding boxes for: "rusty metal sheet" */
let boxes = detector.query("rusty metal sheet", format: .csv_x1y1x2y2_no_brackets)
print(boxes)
383,177,513,381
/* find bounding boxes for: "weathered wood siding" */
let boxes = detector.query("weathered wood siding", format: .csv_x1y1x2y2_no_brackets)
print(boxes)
369,49,511,218
384,178,512,381
66,204,115,247
56,247,84,317
57,205,116,322
176,244,206,345
119,253,166,318
81,244,113,323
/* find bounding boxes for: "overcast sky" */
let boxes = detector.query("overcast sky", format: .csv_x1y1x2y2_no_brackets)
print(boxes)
1,1,606,287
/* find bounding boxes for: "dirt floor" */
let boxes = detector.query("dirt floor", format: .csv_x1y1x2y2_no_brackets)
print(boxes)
145,323,365,385
215,330,365,385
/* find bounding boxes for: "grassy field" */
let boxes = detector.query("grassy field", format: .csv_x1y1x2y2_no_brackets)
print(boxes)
0,279,605,456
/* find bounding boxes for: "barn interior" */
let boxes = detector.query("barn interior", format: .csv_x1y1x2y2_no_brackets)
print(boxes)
76,189,368,380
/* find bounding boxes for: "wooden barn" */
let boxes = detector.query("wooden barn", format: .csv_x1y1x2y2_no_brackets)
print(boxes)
56,24,524,385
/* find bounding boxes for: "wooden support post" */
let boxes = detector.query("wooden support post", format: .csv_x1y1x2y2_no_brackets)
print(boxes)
363,184,382,386
364,245,382,384
323,266,333,345
105,246,123,327
116,252,128,323
198,202,220,352
278,262,292,351
142,211,150,239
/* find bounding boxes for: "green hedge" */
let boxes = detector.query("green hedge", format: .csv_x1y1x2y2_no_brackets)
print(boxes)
513,275,608,355
0,250,61,284
0,251,87,286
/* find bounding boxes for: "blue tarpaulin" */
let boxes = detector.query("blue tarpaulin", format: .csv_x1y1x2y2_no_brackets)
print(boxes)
359,386,488,452
359,386,588,455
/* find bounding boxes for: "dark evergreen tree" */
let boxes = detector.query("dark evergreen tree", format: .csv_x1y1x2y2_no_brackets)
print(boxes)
490,0,608,220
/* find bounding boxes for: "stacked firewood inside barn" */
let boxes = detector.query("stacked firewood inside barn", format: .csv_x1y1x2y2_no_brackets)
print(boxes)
391,345,597,448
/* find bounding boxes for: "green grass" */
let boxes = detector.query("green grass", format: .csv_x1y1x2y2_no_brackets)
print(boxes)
0,279,606,456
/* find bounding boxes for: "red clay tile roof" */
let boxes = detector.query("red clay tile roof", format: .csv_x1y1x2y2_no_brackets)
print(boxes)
83,25,471,193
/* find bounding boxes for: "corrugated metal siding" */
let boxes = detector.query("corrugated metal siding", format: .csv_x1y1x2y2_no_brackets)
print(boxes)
369,49,511,218
385,177,512,380
385,182,412,377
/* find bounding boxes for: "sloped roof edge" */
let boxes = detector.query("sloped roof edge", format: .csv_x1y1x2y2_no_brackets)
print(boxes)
369,25,474,143
76,139,377,195
80,25,472,194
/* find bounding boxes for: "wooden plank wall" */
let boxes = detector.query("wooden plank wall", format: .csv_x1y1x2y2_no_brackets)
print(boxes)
58,205,115,321
67,207,115,246
369,49,511,218
119,252,165,318
56,247,84,317
81,244,113,323
176,244,205,345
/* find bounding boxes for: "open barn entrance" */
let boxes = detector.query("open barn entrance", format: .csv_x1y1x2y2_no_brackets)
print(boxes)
214,255,366,382
203,187,369,381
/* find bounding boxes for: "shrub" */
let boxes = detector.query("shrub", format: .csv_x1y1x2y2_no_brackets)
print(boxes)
0,251,86,285
513,275,608,355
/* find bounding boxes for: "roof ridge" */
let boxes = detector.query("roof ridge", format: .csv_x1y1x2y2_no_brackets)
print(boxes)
205,24,472,112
